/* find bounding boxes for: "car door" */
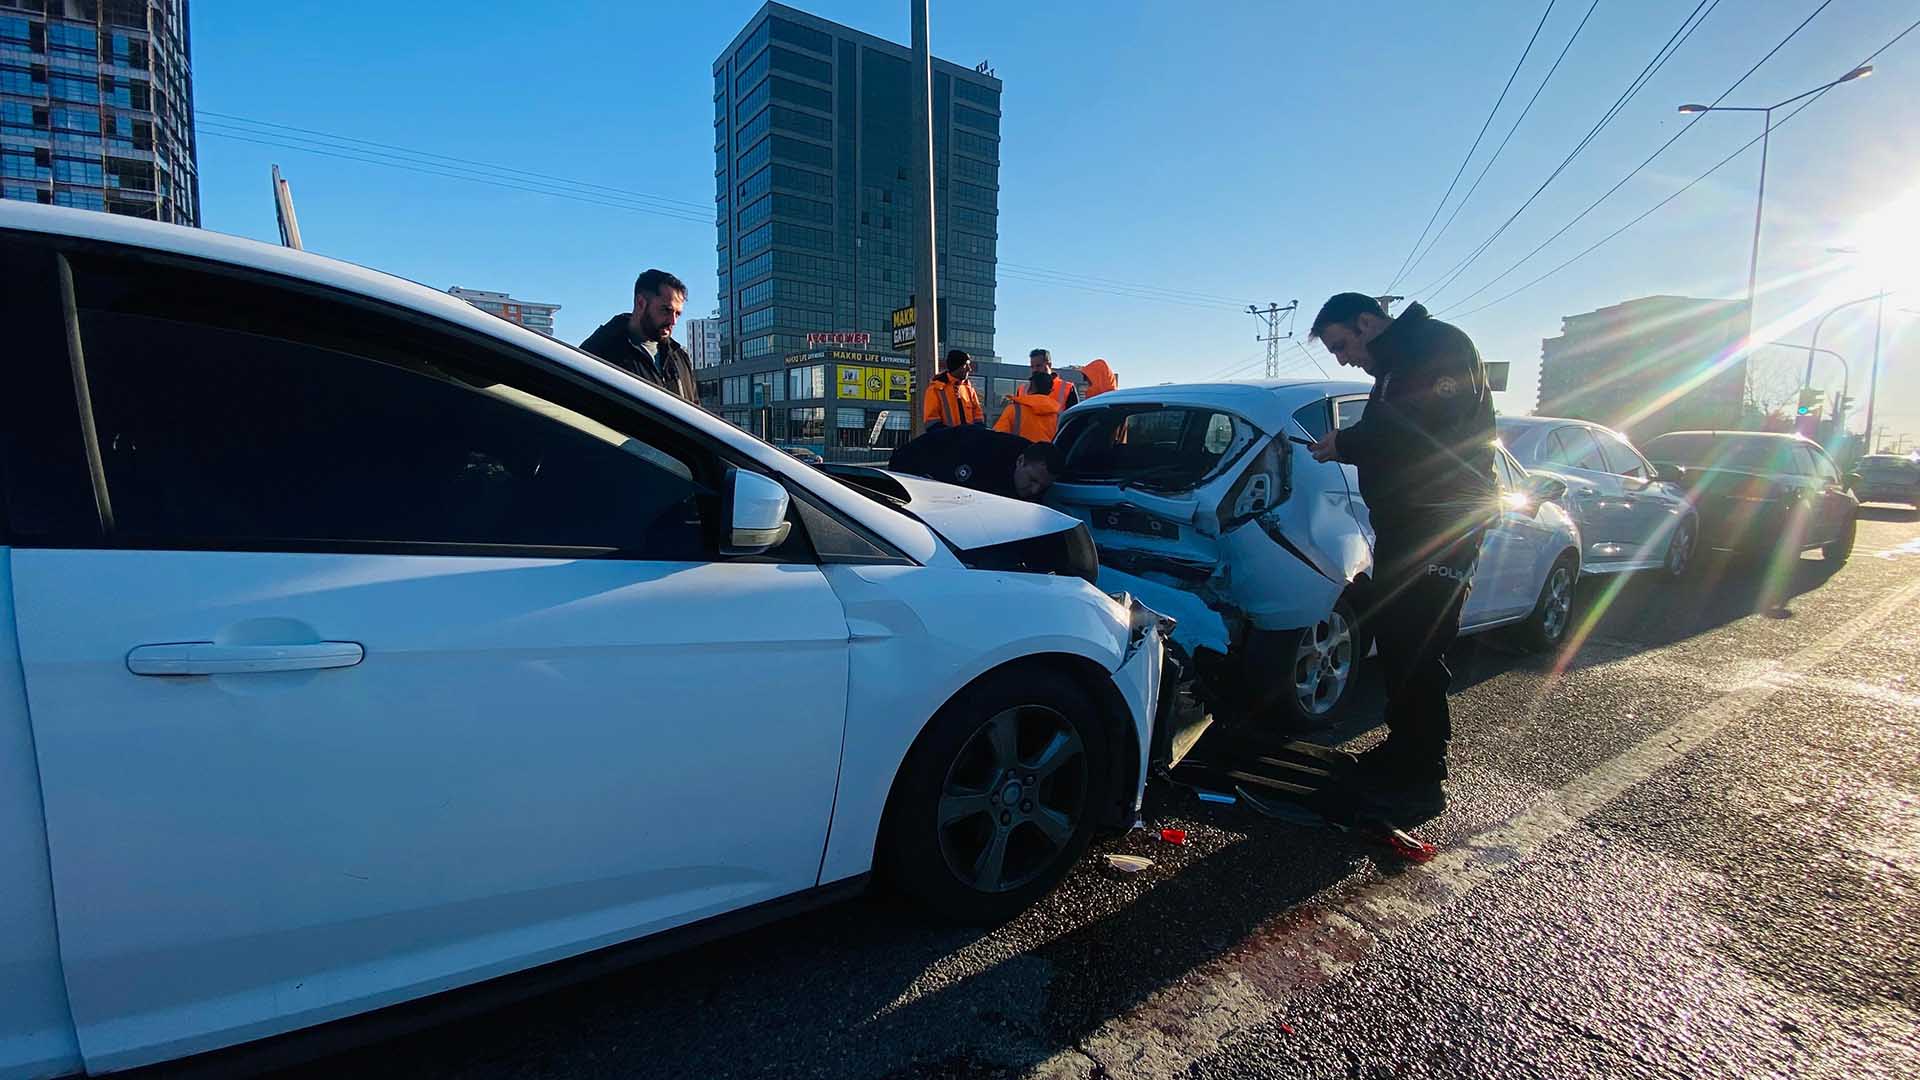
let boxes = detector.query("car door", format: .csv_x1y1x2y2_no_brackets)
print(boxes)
1795,444,1851,544
1465,450,1536,626
1591,428,1682,565
1330,394,1373,538
5,243,851,1071
1542,425,1634,569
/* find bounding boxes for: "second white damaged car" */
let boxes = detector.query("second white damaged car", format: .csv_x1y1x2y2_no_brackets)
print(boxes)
1046,380,1583,738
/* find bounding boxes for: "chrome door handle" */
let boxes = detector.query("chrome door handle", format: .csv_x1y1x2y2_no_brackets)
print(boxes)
127,642,365,676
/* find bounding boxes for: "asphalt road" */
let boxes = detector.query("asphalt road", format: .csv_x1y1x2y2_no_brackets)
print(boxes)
254,508,1920,1080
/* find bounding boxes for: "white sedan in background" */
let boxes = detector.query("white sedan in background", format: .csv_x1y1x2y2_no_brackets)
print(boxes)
0,203,1165,1078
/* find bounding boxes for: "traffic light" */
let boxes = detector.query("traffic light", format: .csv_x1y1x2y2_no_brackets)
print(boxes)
1796,387,1825,417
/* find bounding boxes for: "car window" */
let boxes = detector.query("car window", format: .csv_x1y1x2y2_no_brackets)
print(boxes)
1790,445,1831,481
1055,405,1257,490
1808,448,1840,484
1594,430,1650,479
67,252,718,559
1492,448,1522,491
1292,400,1331,442
1549,426,1607,471
1333,396,1367,430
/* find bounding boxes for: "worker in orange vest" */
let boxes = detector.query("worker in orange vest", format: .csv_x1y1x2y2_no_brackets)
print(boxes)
993,348,1079,441
1080,357,1118,398
921,349,985,430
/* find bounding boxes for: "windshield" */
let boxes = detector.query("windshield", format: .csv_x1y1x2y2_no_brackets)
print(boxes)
1055,405,1259,491
1645,434,1796,473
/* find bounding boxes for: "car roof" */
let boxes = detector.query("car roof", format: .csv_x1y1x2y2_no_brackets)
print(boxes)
1646,429,1811,443
1066,378,1373,430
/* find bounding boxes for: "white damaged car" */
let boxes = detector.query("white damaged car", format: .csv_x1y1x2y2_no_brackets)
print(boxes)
0,203,1164,1077
1047,380,1581,741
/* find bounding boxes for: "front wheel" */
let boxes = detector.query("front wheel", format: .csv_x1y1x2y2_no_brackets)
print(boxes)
1823,513,1857,563
880,666,1112,925
1517,555,1578,653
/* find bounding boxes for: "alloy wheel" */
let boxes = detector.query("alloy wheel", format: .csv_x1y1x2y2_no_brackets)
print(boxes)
936,706,1087,894
1666,519,1695,577
1292,608,1354,717
1542,566,1574,643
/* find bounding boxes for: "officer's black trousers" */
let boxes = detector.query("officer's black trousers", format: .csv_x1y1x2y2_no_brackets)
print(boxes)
1365,521,1483,772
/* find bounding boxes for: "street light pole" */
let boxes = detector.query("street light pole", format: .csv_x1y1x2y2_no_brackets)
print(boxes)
908,0,938,439
1864,291,1885,452
1678,64,1874,350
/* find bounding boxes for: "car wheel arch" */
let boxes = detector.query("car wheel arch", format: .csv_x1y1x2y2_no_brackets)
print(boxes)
872,653,1143,867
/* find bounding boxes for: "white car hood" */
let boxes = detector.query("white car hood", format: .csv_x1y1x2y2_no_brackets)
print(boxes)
878,471,1082,550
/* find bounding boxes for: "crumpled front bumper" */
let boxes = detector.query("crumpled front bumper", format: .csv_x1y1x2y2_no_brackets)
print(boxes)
1108,592,1173,816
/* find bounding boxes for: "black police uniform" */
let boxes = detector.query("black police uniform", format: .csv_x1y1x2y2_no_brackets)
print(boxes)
1333,303,1498,787
889,425,1035,500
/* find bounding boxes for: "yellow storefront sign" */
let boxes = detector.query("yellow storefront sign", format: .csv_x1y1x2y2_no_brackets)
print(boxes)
838,364,914,401
837,365,866,399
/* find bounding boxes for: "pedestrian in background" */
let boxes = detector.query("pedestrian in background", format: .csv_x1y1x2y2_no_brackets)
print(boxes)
1306,293,1497,824
1026,348,1079,410
923,349,985,430
579,269,698,402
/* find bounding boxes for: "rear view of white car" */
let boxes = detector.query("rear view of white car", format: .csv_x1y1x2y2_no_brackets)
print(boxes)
0,203,1165,1078
1047,380,1583,739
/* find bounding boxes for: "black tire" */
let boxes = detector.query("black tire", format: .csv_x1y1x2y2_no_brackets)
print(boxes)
879,665,1112,925
1823,513,1857,563
1278,597,1361,726
1518,554,1578,653
1661,515,1698,580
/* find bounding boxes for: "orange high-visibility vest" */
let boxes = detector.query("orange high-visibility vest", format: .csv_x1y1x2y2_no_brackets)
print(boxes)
922,373,984,427
993,390,1066,441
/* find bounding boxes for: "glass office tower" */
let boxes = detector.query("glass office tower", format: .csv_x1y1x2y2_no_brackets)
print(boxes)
0,0,198,224
708,3,1008,455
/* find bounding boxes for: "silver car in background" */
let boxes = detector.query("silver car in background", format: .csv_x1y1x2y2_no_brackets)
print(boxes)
1496,416,1698,579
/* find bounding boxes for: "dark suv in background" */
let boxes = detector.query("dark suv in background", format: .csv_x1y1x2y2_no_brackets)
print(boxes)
1852,453,1920,509
1641,431,1858,564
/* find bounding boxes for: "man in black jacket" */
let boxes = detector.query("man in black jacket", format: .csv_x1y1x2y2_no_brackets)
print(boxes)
889,424,1063,500
579,269,699,402
1306,293,1497,822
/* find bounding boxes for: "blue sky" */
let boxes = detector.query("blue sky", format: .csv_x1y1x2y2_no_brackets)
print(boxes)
192,1,1919,443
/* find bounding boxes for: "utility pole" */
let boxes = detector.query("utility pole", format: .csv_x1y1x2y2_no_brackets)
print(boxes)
271,164,303,250
1247,301,1299,378
1863,291,1885,454
908,0,939,438
1376,293,1405,316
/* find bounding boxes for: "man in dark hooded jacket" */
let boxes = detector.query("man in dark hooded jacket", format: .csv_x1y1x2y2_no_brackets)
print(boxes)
579,268,698,402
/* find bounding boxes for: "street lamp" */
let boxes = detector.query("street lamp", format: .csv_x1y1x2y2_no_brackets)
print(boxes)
1677,64,1874,347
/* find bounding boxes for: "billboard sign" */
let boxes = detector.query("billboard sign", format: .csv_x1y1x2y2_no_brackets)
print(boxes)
807,331,872,347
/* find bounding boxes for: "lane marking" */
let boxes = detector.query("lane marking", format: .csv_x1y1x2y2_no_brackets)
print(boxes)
1030,574,1920,1080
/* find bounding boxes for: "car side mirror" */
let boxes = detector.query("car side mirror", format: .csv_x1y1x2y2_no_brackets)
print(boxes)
1527,475,1567,507
1652,462,1686,483
722,468,792,556
1846,471,1863,489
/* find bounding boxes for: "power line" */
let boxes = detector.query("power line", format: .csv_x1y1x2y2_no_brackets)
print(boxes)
1384,0,1558,292
198,110,715,215
198,112,1280,316
1422,0,1823,307
197,123,717,226
1396,0,1601,288
1447,14,1920,321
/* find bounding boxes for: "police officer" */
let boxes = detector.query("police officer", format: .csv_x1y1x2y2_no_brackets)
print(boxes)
1306,293,1497,822
889,424,1063,501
